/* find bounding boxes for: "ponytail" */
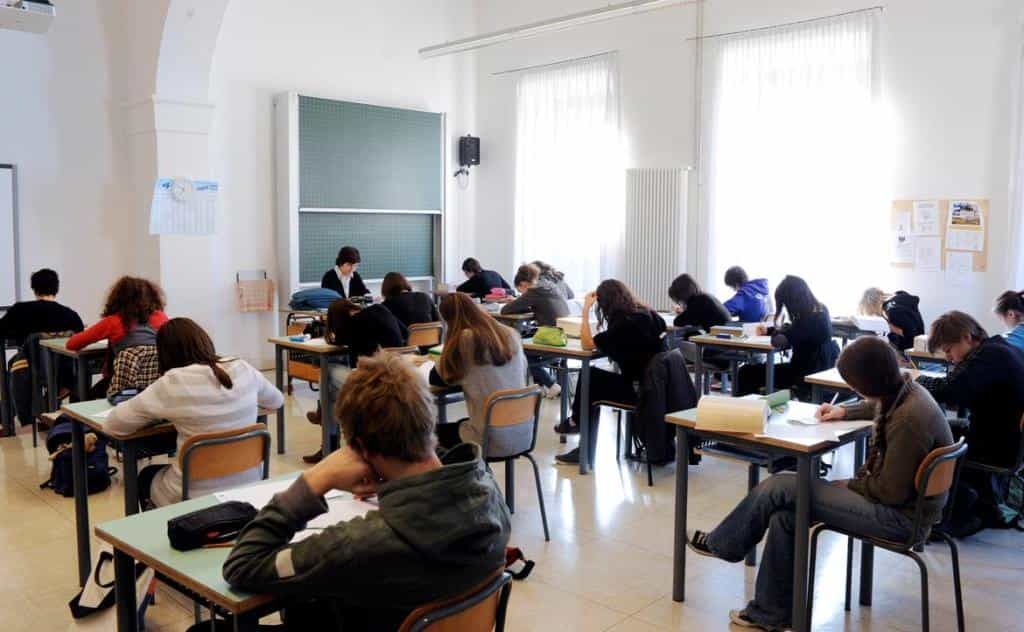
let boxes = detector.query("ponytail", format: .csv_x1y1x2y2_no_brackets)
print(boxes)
209,360,233,389
994,290,1024,317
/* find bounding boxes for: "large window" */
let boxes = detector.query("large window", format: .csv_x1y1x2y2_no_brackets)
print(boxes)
700,11,886,315
514,54,624,294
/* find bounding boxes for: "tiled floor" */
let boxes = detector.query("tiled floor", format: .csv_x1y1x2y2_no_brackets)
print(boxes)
1,377,1022,631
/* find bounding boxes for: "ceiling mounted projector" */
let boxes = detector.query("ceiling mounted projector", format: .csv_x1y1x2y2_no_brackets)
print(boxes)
1,1,55,34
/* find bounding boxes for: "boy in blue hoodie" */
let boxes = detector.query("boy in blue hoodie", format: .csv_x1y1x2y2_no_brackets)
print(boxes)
722,266,770,322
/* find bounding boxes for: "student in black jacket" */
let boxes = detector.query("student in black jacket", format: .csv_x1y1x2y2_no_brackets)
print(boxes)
735,275,839,398
0,268,84,346
555,280,667,465
916,311,1024,534
304,298,409,464
456,258,511,299
858,287,925,351
320,246,369,299
668,273,731,332
380,272,438,327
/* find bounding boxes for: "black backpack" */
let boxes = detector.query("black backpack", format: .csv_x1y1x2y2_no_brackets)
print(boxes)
40,417,117,497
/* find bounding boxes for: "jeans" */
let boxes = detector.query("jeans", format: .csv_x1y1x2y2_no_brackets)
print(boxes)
527,355,556,388
706,474,912,626
323,364,352,443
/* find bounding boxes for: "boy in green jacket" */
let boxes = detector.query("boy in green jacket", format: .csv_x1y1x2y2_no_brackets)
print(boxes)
218,351,512,631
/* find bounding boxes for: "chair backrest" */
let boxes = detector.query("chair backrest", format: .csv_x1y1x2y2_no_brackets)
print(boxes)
910,438,968,537
399,571,512,632
179,424,271,500
409,322,444,348
481,386,542,459
108,345,159,396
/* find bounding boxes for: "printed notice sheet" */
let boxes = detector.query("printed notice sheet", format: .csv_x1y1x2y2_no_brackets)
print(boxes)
912,201,940,236
891,210,914,264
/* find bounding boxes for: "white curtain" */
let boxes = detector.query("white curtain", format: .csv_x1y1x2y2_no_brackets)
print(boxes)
514,54,624,295
699,10,887,316
1010,22,1024,288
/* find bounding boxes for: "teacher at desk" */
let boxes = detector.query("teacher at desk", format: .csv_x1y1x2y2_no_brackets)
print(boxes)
321,245,369,299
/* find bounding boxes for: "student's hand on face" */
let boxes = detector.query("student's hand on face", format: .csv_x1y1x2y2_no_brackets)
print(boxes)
815,403,846,422
583,291,597,311
304,446,378,498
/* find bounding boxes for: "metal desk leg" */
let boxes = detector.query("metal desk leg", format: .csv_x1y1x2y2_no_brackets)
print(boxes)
0,355,12,436
71,418,91,586
559,360,569,423
791,455,812,632
765,350,776,395
672,426,689,602
811,383,822,404
694,344,705,397
745,464,760,567
45,348,58,412
578,357,592,475
504,459,515,513
320,356,333,455
855,436,874,606
113,549,139,632
123,441,139,515
274,345,285,454
76,355,89,401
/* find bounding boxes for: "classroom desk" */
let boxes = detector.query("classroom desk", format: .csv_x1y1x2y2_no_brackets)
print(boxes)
708,325,744,337
62,399,176,587
688,334,776,397
666,402,875,632
522,337,604,475
830,318,877,347
804,367,945,403
267,336,347,456
491,310,536,334
96,484,288,632
905,348,951,368
40,337,107,409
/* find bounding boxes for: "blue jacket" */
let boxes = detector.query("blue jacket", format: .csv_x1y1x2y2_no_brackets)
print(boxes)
289,288,342,310
723,279,770,322
1005,323,1024,354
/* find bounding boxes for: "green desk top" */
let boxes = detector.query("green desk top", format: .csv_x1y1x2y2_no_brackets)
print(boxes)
39,336,108,356
62,399,173,438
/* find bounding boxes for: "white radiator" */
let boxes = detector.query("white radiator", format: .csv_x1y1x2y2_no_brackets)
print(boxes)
623,168,688,311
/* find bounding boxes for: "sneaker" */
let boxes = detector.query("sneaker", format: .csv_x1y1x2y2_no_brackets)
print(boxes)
687,530,720,559
306,410,321,425
728,609,790,631
543,383,562,399
553,419,580,435
302,449,323,464
555,448,580,465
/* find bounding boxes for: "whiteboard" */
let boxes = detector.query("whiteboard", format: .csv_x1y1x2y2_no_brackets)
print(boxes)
0,165,19,308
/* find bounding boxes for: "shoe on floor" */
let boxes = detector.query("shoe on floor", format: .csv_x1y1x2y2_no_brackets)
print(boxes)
728,609,790,631
687,530,720,559
555,447,580,465
553,419,579,434
302,449,323,464
306,410,321,425
542,383,562,399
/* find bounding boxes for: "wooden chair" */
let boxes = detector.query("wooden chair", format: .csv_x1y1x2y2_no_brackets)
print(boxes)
398,571,513,632
408,322,444,348
806,438,968,632
962,412,1024,525
481,386,549,541
286,315,323,393
179,424,271,501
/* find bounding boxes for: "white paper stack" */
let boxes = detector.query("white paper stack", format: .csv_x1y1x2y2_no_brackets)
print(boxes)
913,335,930,352
556,316,598,338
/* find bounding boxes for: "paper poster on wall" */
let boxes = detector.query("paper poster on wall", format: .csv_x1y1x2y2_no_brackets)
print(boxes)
944,200,984,252
890,210,914,264
912,200,940,236
149,178,218,235
914,236,941,272
945,251,973,287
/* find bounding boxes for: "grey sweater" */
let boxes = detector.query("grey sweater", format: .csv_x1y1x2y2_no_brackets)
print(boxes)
842,376,954,535
500,285,570,326
223,443,511,629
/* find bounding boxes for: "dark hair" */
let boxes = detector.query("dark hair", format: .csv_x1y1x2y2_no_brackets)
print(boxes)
773,275,822,325
326,299,362,345
437,293,514,382
531,260,564,282
335,246,361,267
156,317,232,389
380,272,412,299
724,266,749,289
594,279,646,329
927,311,988,353
336,351,436,462
514,263,540,287
30,268,59,296
837,337,904,400
994,290,1024,317
461,258,483,275
668,274,701,305
102,277,166,325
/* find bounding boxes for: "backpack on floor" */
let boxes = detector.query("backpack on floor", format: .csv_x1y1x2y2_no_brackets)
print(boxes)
39,417,117,497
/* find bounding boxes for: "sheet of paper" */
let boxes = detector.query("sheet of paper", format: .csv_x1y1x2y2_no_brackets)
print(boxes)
948,200,984,228
912,200,940,236
93,408,113,419
914,236,941,271
149,178,218,235
946,251,973,287
890,210,914,264
945,228,983,252
214,475,301,508
788,417,820,426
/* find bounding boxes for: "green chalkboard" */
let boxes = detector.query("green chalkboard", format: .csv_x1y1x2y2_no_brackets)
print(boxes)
299,212,435,283
299,96,443,210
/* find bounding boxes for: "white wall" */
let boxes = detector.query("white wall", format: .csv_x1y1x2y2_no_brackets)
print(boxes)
473,0,1020,331
0,0,134,319
207,0,479,366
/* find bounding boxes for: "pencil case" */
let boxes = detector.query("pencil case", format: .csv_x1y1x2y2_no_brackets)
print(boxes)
167,501,258,551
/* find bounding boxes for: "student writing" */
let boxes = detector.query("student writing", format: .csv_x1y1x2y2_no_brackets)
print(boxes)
502,263,569,398
993,289,1024,353
380,271,439,326
531,260,575,299
668,273,730,332
456,257,511,299
858,287,925,351
722,266,770,322
0,268,84,346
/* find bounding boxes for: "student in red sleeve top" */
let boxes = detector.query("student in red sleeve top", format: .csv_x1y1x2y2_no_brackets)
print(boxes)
67,276,169,397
